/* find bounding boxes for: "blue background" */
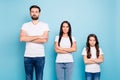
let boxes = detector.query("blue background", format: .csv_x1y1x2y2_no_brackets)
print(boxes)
0,0,119,80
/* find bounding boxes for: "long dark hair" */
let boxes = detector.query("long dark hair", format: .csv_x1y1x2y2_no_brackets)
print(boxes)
58,21,73,47
86,34,100,58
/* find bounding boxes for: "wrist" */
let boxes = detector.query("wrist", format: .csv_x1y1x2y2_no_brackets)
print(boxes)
94,59,98,63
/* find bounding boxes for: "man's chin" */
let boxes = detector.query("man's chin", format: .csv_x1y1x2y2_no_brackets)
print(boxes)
31,17,39,20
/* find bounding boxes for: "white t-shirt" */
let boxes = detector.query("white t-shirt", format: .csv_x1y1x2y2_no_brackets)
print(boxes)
55,36,76,63
82,47,103,73
21,21,50,57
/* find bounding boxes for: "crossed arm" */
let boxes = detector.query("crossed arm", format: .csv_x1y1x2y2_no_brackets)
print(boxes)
83,54,104,64
20,30,49,43
54,41,77,54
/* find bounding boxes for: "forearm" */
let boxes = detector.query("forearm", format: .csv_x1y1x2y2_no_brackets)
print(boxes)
93,55,104,63
55,49,68,54
55,47,68,54
32,31,49,43
94,58,104,63
63,48,76,53
31,38,48,43
84,59,96,64
20,36,39,42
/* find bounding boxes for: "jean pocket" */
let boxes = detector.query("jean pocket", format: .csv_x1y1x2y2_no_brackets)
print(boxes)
24,57,32,63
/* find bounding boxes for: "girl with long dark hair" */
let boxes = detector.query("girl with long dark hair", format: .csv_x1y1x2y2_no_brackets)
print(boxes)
55,21,77,80
82,34,104,80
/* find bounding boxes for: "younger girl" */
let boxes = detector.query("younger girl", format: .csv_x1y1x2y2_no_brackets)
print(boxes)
82,34,104,80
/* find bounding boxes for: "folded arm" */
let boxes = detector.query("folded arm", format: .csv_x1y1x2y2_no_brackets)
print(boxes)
55,41,77,54
83,55,96,64
62,42,77,53
54,42,68,54
20,30,49,43
93,55,104,63
83,54,104,64
31,31,49,43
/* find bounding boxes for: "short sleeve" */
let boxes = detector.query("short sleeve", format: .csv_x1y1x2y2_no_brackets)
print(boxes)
82,47,87,55
99,48,104,55
72,36,76,42
21,23,27,31
44,24,50,32
55,36,59,42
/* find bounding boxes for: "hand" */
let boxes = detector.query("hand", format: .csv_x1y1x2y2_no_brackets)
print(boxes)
57,46,63,50
91,58,98,63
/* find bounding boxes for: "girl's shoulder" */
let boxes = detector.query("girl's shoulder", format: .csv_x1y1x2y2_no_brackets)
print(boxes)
99,47,104,54
71,36,76,41
99,47,102,51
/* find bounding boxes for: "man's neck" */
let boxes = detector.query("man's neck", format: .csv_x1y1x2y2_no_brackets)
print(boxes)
32,20,39,25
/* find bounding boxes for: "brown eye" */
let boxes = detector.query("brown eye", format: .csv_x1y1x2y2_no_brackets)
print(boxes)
66,26,69,28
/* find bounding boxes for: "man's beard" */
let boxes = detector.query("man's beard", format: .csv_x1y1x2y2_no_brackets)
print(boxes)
31,15,39,20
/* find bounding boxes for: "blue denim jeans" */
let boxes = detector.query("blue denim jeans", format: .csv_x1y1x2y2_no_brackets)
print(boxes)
56,63,74,80
85,72,100,80
24,57,45,80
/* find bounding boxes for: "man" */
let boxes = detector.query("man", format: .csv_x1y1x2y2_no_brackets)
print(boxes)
20,5,49,80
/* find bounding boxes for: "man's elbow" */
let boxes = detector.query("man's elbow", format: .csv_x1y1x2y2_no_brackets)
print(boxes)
43,39,48,43
20,37,26,42
20,37,24,42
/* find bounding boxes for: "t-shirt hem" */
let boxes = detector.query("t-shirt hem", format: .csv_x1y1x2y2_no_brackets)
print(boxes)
24,55,45,57
85,71,101,73
56,61,74,63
